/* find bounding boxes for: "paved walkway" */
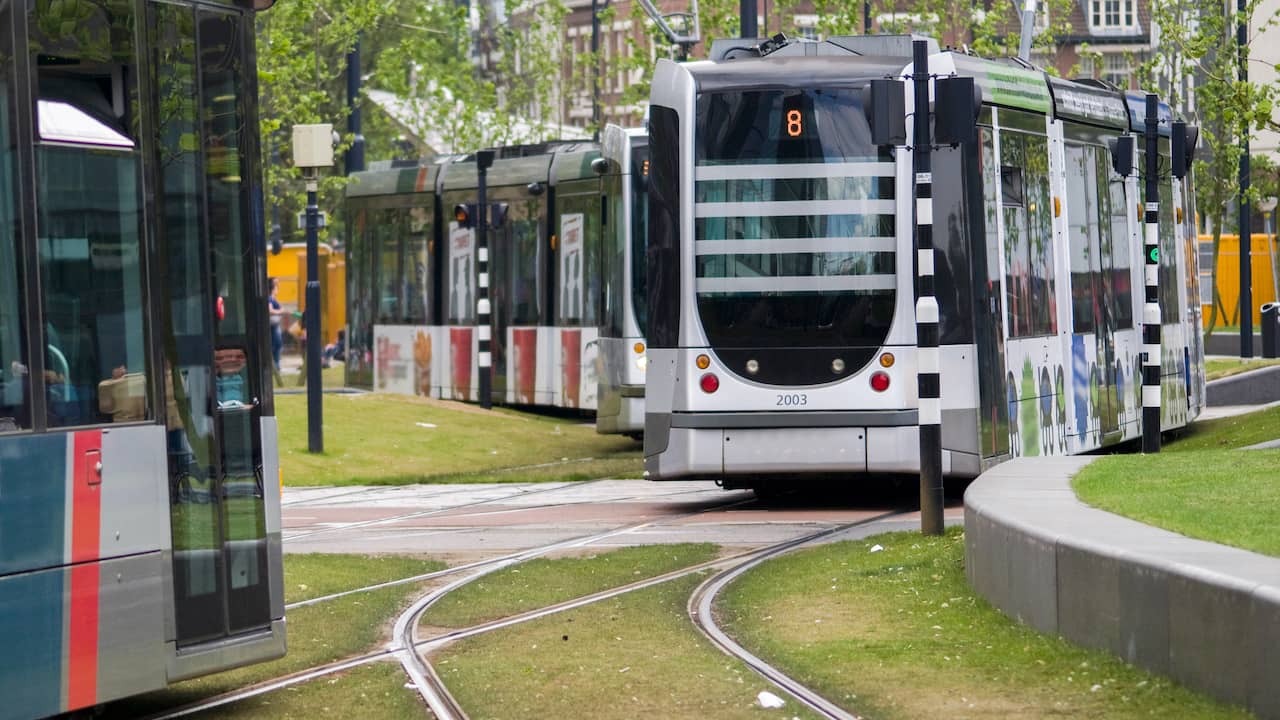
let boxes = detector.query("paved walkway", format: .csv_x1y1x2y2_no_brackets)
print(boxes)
965,457,1280,719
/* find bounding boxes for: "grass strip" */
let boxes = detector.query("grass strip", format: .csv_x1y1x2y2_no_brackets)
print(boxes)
185,662,424,719
1167,403,1280,451
422,543,719,628
1204,357,1280,381
104,554,443,717
435,574,822,720
718,529,1249,720
276,393,640,487
1074,449,1280,557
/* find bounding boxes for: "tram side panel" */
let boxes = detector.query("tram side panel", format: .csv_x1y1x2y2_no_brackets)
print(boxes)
0,427,172,718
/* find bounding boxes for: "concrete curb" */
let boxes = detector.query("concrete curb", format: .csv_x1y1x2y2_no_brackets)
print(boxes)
1206,364,1280,406
965,457,1280,718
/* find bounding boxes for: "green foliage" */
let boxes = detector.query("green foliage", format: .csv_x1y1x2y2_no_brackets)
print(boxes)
1140,0,1280,333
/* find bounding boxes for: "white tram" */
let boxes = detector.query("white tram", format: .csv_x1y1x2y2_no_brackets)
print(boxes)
597,126,650,436
643,36,1204,486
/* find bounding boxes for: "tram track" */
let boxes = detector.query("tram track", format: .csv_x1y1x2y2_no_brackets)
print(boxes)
150,497,906,720
283,477,614,542
286,485,744,610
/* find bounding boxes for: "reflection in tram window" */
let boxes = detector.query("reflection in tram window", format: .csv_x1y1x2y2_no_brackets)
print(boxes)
32,0,150,428
0,22,28,431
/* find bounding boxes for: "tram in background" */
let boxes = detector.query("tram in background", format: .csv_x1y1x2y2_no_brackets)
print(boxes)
0,2,285,717
347,142,610,411
597,126,649,436
642,36,1204,487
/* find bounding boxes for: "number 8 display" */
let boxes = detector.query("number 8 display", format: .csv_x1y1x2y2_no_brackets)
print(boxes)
786,109,802,137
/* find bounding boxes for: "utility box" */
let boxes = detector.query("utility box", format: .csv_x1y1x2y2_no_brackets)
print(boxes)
292,123,334,168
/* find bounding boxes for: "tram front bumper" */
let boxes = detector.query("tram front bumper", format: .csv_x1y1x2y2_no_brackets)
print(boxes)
645,411,960,479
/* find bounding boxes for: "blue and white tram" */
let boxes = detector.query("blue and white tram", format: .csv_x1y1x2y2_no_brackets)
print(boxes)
1,1,286,717
597,125,649,436
643,36,1203,486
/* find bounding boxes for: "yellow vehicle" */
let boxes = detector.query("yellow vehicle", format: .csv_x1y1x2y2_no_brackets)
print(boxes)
266,242,346,346
1198,233,1279,327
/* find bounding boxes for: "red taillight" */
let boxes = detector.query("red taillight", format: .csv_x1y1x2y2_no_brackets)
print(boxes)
870,371,890,392
699,373,720,393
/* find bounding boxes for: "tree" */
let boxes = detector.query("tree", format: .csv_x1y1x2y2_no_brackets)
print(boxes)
1141,0,1280,334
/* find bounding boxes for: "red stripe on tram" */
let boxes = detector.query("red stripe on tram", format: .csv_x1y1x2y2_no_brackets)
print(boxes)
415,166,430,193
67,429,103,711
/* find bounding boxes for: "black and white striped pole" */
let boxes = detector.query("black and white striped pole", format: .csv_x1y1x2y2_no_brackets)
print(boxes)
1142,94,1161,453
912,40,944,535
477,149,495,410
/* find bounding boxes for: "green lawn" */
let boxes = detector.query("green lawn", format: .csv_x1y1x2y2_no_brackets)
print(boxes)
1204,357,1280,381
104,554,444,718
717,530,1249,720
434,574,822,720
1170,402,1280,451
181,662,425,719
275,393,641,486
421,544,719,629
1073,403,1280,558
1074,450,1280,557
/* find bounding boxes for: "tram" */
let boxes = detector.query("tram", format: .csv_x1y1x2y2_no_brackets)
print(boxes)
1,2,285,717
347,142,611,411
642,36,1204,485
597,126,649,436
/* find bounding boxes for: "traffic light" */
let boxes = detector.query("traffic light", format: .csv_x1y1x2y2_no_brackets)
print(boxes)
454,203,477,228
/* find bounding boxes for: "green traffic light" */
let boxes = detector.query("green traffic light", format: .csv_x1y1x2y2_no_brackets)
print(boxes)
1149,247,1159,263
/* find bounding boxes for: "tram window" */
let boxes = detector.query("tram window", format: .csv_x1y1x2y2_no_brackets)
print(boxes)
1066,144,1099,335
404,206,430,325
375,209,401,323
1158,170,1181,322
32,0,150,428
0,10,29,431
508,205,541,325
1098,149,1133,330
1000,131,1057,339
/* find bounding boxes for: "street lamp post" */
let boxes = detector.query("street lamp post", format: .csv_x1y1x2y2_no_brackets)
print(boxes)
292,123,334,453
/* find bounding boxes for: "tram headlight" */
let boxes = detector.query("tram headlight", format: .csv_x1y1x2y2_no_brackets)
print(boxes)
699,373,720,393
831,358,845,373
636,356,647,371
870,371,890,392
746,359,759,375
696,354,711,370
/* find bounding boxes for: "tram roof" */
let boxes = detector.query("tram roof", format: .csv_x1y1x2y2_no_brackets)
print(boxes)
686,53,922,93
1124,93,1175,136
347,163,440,198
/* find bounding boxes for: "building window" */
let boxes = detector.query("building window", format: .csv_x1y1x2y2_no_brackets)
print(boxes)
1091,0,1136,29
1101,52,1142,88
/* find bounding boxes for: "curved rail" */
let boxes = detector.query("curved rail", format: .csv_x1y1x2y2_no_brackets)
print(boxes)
148,501,905,720
686,514,911,720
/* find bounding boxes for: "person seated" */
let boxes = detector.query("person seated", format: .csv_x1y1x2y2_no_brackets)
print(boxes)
322,329,346,368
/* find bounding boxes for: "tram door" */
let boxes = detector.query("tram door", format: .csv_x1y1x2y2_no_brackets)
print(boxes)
150,7,273,645
975,128,1010,459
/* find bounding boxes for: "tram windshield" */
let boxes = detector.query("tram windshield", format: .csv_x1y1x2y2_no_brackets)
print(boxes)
693,88,896,386
630,145,649,335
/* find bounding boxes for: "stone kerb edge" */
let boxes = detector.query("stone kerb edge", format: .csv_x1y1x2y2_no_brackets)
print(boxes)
963,457,1280,719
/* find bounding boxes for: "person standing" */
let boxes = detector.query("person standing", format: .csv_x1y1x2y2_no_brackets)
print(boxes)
268,278,285,385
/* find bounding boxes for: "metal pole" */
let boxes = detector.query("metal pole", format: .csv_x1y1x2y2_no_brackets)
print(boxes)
591,0,600,141
476,150,495,410
1017,0,1037,61
863,0,870,33
346,36,364,175
305,173,323,453
913,40,943,536
1240,0,1253,357
740,0,757,39
1142,94,1161,454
